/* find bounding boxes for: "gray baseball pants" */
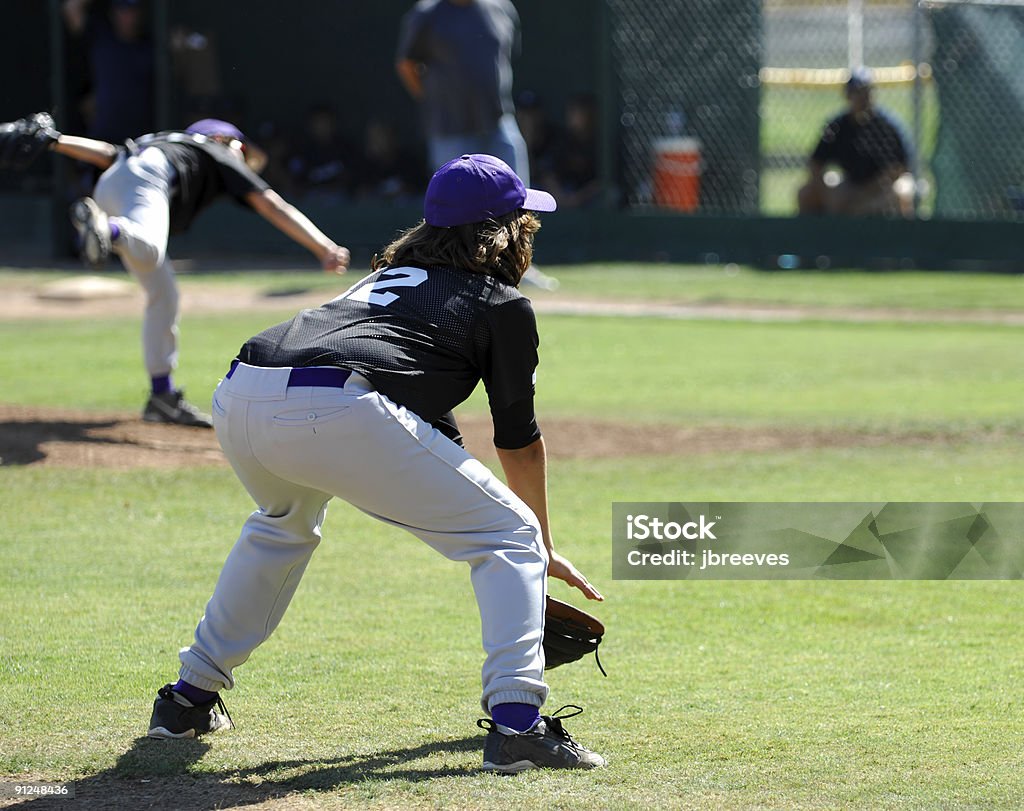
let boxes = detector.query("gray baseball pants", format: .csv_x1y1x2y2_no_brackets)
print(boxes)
177,362,550,713
93,147,178,378
429,114,531,184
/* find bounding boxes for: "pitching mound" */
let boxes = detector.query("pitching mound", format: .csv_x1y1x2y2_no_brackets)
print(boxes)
36,274,136,301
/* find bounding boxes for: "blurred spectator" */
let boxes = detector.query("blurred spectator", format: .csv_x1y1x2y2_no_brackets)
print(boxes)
797,67,914,217
171,25,225,124
287,105,356,202
352,118,425,203
62,0,155,143
252,120,296,198
396,0,558,289
544,93,601,208
515,91,558,189
395,0,529,180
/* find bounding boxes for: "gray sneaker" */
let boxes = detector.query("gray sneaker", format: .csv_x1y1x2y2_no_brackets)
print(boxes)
69,197,112,268
478,705,606,773
143,389,213,429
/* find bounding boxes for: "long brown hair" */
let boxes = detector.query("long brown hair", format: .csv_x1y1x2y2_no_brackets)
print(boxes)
372,210,541,286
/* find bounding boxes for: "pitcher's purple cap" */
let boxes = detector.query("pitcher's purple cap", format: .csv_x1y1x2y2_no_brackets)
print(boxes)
185,118,245,142
424,154,557,227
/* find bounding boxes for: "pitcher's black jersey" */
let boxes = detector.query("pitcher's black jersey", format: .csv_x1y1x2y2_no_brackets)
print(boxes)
237,265,540,448
132,132,270,233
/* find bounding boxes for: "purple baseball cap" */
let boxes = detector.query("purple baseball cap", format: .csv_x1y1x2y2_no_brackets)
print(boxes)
185,118,246,142
424,154,557,227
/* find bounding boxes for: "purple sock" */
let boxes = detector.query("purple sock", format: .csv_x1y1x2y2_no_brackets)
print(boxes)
172,679,218,704
491,702,540,733
151,375,173,395
109,221,121,242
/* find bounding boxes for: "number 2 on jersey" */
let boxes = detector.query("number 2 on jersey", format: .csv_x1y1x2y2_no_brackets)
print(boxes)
339,267,429,307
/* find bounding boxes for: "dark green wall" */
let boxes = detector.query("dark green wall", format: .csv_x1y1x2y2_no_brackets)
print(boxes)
0,2,50,120
3,192,1021,271
0,2,52,192
165,2,600,147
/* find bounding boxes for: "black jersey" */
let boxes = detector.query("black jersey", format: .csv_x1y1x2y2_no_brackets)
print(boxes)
132,132,270,233
237,265,541,449
811,108,910,184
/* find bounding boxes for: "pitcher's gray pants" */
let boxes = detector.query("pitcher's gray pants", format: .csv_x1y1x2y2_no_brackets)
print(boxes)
178,362,550,713
93,147,178,378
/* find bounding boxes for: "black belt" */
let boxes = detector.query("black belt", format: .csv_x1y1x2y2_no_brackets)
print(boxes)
226,359,351,388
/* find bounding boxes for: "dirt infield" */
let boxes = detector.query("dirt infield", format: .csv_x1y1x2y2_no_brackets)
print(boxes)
4,277,1024,325
0,276,1011,469
0,403,960,470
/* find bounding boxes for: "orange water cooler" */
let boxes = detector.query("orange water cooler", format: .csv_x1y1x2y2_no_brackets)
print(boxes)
652,136,702,211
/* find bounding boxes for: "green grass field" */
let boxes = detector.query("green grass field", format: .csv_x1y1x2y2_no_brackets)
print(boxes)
2,265,1023,809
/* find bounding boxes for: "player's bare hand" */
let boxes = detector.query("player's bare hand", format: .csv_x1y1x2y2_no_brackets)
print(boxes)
548,551,604,601
321,245,350,275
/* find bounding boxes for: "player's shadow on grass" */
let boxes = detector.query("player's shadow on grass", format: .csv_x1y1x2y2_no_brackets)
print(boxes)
0,417,123,466
229,736,484,786
14,734,484,809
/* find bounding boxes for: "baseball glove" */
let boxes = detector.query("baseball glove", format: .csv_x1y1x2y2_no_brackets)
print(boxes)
0,112,60,171
543,596,607,676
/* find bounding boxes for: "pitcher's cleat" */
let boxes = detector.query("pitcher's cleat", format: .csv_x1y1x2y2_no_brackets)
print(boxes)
69,197,112,268
143,389,214,428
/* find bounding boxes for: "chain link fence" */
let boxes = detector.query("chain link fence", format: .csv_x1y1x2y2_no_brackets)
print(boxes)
10,1,1024,229
608,0,1024,220
609,0,761,214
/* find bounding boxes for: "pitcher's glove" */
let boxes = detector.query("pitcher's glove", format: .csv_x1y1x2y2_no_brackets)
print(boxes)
543,596,607,676
0,112,61,171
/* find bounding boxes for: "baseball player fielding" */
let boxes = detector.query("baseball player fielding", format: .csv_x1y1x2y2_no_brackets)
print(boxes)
145,154,606,773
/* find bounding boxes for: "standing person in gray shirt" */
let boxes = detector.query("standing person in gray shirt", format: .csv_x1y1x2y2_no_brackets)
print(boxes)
397,0,528,180
396,0,559,289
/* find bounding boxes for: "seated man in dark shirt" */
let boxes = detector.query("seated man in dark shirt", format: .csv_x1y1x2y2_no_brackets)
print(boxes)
797,68,914,217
